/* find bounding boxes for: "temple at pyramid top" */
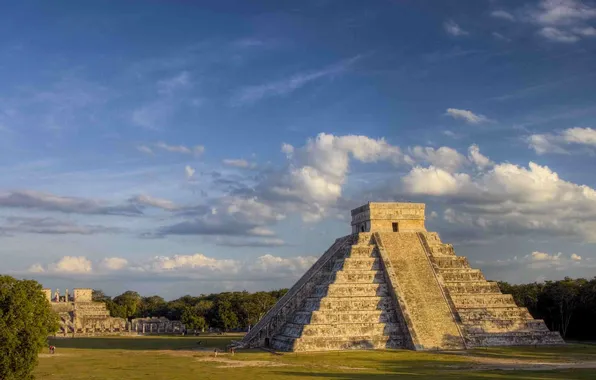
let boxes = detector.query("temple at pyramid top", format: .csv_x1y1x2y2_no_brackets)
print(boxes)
351,202,426,233
240,201,564,352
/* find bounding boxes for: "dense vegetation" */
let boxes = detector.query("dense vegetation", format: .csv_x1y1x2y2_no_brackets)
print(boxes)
0,276,59,380
94,276,596,340
498,277,596,341
93,289,288,332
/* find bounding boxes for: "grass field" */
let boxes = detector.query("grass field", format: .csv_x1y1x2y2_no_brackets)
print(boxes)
35,335,596,380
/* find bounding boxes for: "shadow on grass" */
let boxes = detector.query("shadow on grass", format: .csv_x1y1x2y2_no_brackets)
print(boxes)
47,336,238,350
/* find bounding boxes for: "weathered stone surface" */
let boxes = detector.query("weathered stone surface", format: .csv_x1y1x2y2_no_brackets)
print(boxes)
241,202,565,351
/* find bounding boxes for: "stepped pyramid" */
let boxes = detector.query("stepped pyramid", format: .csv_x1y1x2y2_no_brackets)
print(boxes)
242,202,564,351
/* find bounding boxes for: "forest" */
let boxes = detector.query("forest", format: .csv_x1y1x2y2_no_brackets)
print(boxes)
93,276,596,340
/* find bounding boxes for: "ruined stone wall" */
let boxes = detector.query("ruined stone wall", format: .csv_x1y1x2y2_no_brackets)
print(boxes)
73,288,92,302
43,288,52,303
131,317,185,334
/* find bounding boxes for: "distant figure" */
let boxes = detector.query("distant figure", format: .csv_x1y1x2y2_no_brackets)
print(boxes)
49,345,55,354
229,347,236,356
213,348,218,357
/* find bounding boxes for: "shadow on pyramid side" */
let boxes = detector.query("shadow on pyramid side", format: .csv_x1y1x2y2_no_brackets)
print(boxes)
240,202,564,351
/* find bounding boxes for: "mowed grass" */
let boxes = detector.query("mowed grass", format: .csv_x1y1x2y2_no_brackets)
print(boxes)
34,336,596,380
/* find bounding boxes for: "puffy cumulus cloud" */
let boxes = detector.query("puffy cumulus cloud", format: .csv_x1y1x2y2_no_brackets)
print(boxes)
409,146,466,172
467,144,493,169
266,133,405,221
129,194,178,211
30,256,93,274
445,108,489,124
528,127,596,154
0,190,142,216
249,254,318,275
444,20,469,36
403,167,470,196
145,253,239,273
27,252,317,282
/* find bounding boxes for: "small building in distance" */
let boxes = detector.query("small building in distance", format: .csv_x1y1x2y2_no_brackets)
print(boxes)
44,288,128,336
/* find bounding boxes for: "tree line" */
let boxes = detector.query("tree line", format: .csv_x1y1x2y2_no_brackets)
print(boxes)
498,277,596,340
96,276,596,340
92,289,288,332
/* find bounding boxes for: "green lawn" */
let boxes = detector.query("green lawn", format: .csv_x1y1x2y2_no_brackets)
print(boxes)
34,336,596,380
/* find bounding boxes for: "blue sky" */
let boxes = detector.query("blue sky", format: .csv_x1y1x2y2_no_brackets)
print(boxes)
1,0,596,298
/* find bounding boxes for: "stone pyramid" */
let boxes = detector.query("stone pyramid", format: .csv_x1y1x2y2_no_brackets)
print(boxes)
241,202,564,351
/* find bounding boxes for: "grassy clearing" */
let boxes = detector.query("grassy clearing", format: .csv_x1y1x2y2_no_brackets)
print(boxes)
35,336,596,380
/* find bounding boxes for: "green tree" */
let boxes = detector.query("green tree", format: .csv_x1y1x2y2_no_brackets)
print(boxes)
180,307,207,332
112,291,142,320
0,276,60,380
91,289,111,303
140,295,167,317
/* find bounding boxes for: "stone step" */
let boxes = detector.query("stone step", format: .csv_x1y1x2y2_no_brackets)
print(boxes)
324,270,386,284
302,296,393,312
292,309,399,325
427,244,455,256
281,322,402,338
431,256,470,269
450,294,517,308
313,283,389,297
462,319,551,334
351,232,373,245
457,307,533,321
444,282,501,294
347,245,378,257
466,331,565,347
333,258,381,271
439,269,486,282
271,334,405,352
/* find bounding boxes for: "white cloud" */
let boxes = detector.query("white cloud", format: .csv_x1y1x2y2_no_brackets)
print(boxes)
231,56,361,105
530,0,596,25
445,108,490,124
481,251,586,271
528,127,596,154
573,26,596,36
538,27,580,42
467,144,493,169
31,256,93,273
444,20,469,36
155,142,204,155
571,253,582,261
268,133,404,221
27,252,317,282
410,146,467,172
130,194,178,210
525,0,596,43
491,10,516,21
99,257,128,270
403,166,470,196
222,159,255,169
185,165,195,180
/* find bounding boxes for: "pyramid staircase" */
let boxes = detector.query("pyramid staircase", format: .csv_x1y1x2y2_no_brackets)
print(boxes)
241,202,564,352
271,233,407,351
420,232,563,347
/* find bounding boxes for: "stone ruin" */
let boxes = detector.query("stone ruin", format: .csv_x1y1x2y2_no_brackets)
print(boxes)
131,317,185,334
44,288,128,336
241,202,564,351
